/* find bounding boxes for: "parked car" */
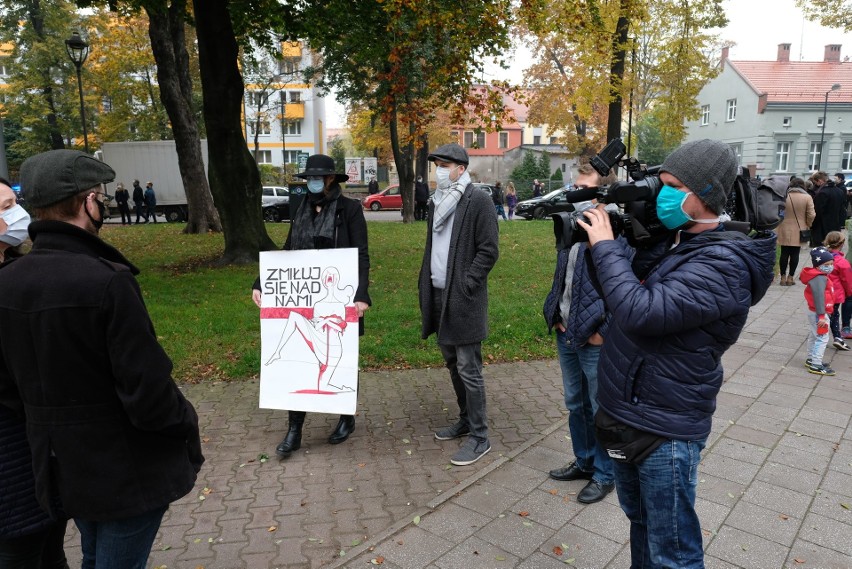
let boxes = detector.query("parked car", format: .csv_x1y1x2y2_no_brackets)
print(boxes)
515,186,576,220
263,203,290,222
262,186,289,206
363,185,402,211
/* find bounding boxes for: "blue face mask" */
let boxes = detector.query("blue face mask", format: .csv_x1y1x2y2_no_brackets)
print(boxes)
656,184,721,230
819,264,834,274
307,179,325,194
656,185,692,229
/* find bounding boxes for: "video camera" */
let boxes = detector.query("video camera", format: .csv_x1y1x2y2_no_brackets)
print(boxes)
554,138,668,250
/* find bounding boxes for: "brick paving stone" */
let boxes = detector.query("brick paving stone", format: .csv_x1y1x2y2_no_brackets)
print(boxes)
416,502,491,541
433,535,519,569
548,524,622,568
797,512,852,555
726,499,802,546
369,526,455,569
757,461,825,495
710,436,772,465
699,452,762,486
722,423,783,448
569,500,630,543
786,537,852,569
706,525,789,568
476,514,556,559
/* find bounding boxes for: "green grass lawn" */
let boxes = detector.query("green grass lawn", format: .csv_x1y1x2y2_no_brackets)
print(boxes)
99,219,558,381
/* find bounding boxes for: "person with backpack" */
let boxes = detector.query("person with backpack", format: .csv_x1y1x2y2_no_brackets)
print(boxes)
577,139,775,568
776,177,815,285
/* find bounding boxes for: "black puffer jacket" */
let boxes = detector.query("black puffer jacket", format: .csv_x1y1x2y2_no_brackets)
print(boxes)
0,221,203,521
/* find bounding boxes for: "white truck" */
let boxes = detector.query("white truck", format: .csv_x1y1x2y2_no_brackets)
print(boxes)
97,140,210,223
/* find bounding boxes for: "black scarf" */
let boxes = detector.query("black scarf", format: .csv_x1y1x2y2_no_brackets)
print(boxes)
289,184,342,250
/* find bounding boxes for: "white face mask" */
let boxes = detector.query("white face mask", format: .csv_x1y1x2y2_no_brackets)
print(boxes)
435,166,457,189
0,204,31,246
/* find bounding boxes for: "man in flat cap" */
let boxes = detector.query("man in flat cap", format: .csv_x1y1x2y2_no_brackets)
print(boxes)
419,143,499,466
0,150,203,567
577,139,775,568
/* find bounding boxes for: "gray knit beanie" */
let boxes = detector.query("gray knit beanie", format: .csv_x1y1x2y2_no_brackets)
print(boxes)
660,139,738,215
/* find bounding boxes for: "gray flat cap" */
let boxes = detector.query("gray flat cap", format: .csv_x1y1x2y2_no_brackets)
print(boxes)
21,150,115,208
428,143,469,166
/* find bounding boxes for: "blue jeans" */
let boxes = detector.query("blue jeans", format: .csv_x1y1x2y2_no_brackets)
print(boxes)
555,330,612,485
75,506,167,569
613,438,707,569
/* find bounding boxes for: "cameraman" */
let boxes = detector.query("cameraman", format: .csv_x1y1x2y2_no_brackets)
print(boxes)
577,139,775,568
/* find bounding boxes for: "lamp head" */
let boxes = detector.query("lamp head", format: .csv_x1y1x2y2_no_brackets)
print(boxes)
65,31,89,67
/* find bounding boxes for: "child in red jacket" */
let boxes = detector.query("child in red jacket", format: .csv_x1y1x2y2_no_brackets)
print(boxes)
824,231,852,351
801,247,836,375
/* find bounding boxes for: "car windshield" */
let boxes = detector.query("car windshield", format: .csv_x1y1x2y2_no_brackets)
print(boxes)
542,189,564,199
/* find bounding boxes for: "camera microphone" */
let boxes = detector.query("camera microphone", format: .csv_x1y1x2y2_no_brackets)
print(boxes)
564,186,601,203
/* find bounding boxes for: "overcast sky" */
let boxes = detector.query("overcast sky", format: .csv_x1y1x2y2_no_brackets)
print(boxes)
325,0,852,128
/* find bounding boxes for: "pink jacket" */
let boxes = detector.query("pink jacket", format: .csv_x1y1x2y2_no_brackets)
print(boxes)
828,251,852,304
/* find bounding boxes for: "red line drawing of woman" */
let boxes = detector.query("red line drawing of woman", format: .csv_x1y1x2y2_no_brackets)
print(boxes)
264,267,355,393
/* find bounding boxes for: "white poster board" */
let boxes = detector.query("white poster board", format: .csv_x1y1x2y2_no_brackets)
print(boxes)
259,248,359,415
362,157,377,182
345,158,362,184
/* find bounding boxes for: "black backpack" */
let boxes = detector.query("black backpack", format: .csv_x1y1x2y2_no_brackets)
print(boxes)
725,169,787,232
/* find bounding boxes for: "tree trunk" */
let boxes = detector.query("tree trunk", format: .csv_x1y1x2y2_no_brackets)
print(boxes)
388,102,415,223
29,1,63,150
193,0,276,263
415,134,429,185
606,6,631,143
146,0,222,234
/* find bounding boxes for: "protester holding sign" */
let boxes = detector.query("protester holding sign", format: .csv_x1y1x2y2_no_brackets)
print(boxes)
252,154,371,459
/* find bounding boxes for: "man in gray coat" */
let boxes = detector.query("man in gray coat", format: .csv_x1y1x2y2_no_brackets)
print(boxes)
419,143,499,466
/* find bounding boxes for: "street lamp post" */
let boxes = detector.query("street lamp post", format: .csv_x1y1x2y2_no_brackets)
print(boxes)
65,31,90,154
817,83,841,171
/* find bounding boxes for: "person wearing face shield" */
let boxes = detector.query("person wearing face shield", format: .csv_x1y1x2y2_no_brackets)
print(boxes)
576,139,775,569
419,143,499,467
0,177,71,568
251,154,371,458
0,150,203,569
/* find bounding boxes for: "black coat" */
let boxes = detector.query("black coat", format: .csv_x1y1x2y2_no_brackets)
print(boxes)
132,184,144,203
415,181,430,202
114,188,130,206
812,182,847,245
0,221,203,521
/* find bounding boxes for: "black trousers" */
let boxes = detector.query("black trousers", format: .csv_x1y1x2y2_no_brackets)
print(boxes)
0,520,69,569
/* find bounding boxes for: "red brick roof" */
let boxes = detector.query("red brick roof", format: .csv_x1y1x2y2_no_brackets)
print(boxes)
729,60,852,103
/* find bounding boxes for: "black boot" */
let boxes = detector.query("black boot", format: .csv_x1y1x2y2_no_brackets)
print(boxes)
328,415,355,445
276,412,305,458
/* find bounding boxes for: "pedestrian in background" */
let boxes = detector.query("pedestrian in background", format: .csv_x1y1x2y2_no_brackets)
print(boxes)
801,247,836,375
532,179,542,198
419,143,498,466
505,182,517,220
144,181,157,223
114,182,132,225
776,177,814,285
414,175,429,221
367,177,379,195
0,150,203,568
132,179,146,223
492,181,507,221
823,231,852,352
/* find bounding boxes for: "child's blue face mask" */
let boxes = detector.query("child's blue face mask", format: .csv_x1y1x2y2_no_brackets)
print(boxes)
819,263,834,274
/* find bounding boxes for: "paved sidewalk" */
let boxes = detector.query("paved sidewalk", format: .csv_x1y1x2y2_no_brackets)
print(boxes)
62,263,852,568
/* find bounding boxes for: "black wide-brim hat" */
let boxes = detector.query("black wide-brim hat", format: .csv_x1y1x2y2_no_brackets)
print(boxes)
296,154,349,183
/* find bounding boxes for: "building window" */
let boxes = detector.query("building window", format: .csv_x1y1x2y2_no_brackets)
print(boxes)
284,120,302,135
249,120,271,135
255,150,272,164
842,142,852,170
700,105,710,126
561,163,566,172
463,131,485,149
782,117,792,127
726,99,737,122
284,150,300,164
248,92,267,107
730,143,742,166
817,116,825,128
533,135,541,145
450,130,459,143
278,58,299,75
775,142,790,171
808,142,822,171
498,132,508,149
288,91,301,103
